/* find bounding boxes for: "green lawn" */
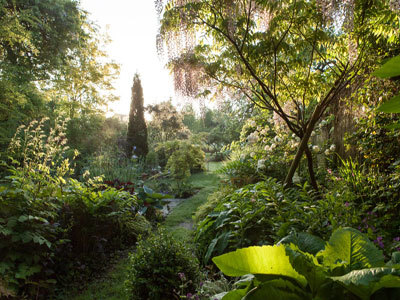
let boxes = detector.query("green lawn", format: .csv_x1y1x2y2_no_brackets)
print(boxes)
65,162,223,299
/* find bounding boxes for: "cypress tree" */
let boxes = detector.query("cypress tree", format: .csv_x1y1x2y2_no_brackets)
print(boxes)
126,73,148,158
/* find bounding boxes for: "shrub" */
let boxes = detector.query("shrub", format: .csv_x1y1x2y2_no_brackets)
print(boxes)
194,185,234,224
218,158,260,187
145,150,159,169
156,140,205,197
84,146,144,183
125,228,200,300
324,158,400,255
194,178,362,265
155,140,205,173
0,119,142,297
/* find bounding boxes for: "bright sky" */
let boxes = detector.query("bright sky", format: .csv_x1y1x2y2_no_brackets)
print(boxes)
79,0,176,115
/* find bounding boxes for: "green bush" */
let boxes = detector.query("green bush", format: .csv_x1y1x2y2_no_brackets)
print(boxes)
0,119,143,297
155,140,205,173
324,158,400,255
84,146,144,183
194,178,361,265
218,158,260,187
145,150,159,169
125,228,200,300
156,140,205,197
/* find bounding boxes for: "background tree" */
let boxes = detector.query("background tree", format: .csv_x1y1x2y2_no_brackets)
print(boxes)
0,0,84,148
126,73,148,158
147,99,189,143
0,0,120,165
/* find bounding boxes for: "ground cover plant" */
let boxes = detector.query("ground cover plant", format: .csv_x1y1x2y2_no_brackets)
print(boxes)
195,179,337,265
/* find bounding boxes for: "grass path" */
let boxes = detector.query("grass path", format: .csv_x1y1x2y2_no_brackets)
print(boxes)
164,162,222,241
66,162,222,300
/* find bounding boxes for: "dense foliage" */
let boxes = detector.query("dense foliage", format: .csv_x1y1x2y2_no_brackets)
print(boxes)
213,228,400,299
159,0,399,188
0,0,119,155
2,0,400,298
125,228,200,300
0,119,144,297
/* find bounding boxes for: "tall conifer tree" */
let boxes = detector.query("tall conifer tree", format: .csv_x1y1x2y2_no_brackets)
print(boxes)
126,73,148,157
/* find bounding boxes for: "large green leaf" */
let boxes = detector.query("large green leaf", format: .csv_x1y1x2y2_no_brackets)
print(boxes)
318,228,384,273
372,55,400,79
204,231,231,264
330,267,400,300
220,287,249,300
243,279,310,300
278,232,326,255
212,245,307,287
377,95,400,113
374,55,400,113
286,245,328,296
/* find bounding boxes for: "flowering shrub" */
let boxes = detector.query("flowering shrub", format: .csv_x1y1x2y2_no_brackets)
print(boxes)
324,157,400,256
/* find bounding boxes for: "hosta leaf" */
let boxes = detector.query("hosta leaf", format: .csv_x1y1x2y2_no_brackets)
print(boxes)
330,267,400,300
138,206,147,215
377,95,400,113
372,55,400,79
143,186,154,195
318,228,384,273
213,245,307,287
286,245,327,295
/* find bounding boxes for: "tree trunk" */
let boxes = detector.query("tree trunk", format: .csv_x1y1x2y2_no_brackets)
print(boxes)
304,146,318,191
284,104,323,188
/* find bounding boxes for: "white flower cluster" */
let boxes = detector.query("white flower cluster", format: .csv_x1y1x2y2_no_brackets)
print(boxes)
312,145,320,153
287,139,299,150
247,131,259,144
264,143,276,152
324,144,336,156
257,159,266,169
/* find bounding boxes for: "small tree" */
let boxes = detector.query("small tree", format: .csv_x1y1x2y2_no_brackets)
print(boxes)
127,73,148,158
158,0,398,190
